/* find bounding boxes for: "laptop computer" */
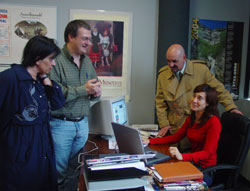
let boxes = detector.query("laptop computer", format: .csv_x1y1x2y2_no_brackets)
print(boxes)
111,122,171,166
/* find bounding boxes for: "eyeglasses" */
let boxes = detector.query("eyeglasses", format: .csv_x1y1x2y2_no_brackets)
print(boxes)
82,37,92,42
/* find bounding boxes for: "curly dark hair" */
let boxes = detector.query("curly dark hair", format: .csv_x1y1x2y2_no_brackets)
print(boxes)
189,84,219,128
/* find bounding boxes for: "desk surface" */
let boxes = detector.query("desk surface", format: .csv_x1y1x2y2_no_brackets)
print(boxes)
79,134,173,191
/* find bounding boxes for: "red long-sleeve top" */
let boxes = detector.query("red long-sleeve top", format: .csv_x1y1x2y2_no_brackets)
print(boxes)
150,116,221,168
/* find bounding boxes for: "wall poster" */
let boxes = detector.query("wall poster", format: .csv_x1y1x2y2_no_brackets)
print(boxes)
0,4,57,72
70,9,133,99
191,18,244,99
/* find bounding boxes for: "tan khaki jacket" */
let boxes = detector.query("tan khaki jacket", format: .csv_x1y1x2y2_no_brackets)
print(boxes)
155,60,236,132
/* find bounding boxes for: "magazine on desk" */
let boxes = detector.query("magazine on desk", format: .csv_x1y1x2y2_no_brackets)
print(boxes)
83,154,151,191
84,154,149,181
86,153,156,166
161,181,208,191
89,160,146,171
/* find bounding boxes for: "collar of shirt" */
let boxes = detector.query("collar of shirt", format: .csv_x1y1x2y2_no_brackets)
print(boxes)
62,45,86,64
179,60,187,75
174,61,186,80
11,64,33,81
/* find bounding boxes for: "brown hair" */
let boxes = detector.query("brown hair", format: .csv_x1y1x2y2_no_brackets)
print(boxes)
190,84,219,128
64,20,91,43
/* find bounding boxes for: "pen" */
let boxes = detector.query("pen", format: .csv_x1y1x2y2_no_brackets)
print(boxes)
86,72,88,79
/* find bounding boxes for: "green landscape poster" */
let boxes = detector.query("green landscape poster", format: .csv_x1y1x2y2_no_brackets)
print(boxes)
191,18,244,99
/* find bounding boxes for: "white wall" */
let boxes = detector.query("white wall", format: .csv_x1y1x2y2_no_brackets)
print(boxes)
0,0,159,125
189,0,250,99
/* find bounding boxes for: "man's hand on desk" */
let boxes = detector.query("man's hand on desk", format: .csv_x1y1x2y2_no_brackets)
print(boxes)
169,147,183,160
157,126,171,137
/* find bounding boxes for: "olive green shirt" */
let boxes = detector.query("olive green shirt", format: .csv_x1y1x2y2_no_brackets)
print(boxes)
49,45,99,118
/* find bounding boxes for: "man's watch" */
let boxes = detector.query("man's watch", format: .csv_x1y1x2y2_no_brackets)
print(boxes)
40,74,49,81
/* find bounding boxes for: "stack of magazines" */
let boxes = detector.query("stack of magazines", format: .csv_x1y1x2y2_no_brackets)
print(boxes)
83,154,155,191
149,161,208,191
154,180,208,191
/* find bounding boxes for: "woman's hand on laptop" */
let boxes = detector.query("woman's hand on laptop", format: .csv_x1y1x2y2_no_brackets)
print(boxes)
142,137,150,145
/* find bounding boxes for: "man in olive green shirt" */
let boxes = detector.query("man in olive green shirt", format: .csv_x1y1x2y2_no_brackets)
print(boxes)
49,20,101,191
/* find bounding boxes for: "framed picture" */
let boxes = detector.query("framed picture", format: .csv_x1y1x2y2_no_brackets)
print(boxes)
191,18,244,99
0,4,57,72
70,9,133,99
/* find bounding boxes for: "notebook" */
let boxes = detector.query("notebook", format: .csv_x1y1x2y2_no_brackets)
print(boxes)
153,161,203,183
111,122,171,166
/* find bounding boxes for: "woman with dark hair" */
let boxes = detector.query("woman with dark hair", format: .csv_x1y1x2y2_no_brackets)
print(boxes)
0,35,65,191
143,84,221,185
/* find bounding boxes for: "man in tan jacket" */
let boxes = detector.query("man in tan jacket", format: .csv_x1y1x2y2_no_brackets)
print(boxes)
156,44,242,148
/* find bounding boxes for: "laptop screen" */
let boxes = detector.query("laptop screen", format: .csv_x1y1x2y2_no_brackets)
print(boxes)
111,122,145,155
111,122,171,166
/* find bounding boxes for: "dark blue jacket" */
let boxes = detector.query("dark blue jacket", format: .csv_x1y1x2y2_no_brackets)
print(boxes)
0,64,65,191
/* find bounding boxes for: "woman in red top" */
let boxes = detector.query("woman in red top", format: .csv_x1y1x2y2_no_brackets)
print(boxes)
143,84,221,185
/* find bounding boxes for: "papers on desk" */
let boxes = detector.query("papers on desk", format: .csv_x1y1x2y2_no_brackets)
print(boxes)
131,124,159,138
84,154,151,191
139,130,159,138
89,160,146,171
108,136,118,149
131,124,159,131
158,180,208,190
86,154,156,165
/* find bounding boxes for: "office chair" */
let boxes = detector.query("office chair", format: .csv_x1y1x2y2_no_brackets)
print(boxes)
202,112,250,190
234,99,250,118
234,99,250,183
